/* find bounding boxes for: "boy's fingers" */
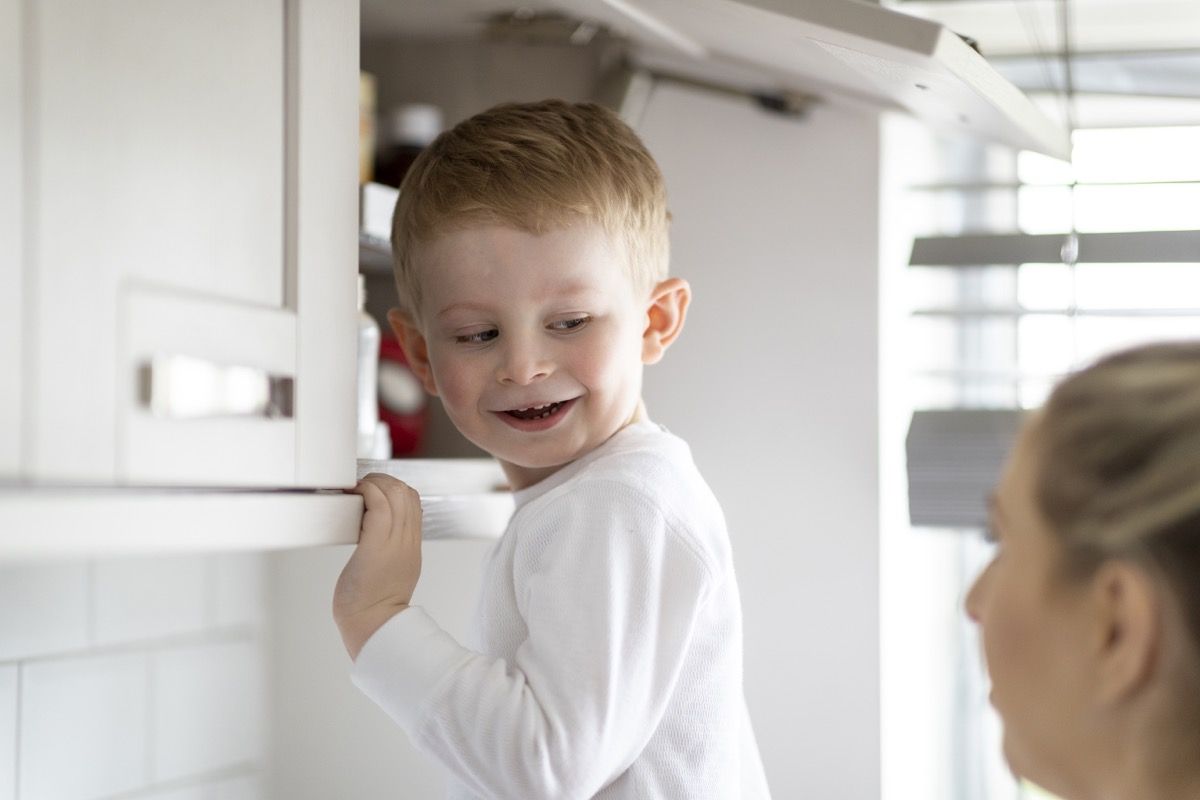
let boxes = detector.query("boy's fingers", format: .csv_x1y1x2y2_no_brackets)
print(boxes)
349,478,389,514
358,475,420,514
350,472,395,495
351,474,423,539
353,473,417,498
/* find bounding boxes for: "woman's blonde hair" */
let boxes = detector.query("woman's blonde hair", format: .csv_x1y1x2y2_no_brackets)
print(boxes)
389,99,670,321
1034,341,1200,652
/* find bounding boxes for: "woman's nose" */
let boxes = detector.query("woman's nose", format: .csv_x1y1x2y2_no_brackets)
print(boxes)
964,567,987,623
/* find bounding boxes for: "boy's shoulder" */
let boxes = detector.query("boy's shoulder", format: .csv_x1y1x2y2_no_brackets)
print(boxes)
528,421,727,546
575,421,695,488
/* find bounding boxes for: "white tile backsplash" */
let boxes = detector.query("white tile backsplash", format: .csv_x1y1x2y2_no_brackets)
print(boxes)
136,786,207,800
129,774,260,800
4,551,269,800
20,652,149,800
0,666,15,800
210,774,261,800
92,556,209,646
0,563,88,662
211,554,266,630
152,641,264,783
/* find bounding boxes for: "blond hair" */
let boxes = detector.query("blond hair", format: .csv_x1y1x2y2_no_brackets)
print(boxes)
1034,341,1200,652
389,99,670,321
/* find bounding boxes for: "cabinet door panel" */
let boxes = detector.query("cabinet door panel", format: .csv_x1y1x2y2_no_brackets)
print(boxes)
36,0,284,305
291,0,358,488
31,0,284,481
118,286,296,487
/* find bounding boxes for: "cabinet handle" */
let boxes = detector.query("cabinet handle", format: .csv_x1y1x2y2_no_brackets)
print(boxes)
138,354,294,420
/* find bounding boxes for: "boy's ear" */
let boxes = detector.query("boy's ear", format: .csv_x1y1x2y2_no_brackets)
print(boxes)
642,278,690,365
386,308,439,396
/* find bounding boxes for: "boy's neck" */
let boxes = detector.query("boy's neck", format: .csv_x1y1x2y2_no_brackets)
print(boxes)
498,399,648,491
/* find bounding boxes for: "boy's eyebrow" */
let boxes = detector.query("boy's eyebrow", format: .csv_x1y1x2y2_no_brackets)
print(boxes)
542,280,598,297
436,284,601,319
437,301,491,319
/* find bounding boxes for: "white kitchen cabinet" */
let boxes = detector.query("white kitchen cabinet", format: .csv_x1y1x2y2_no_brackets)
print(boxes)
10,0,358,488
362,0,1069,159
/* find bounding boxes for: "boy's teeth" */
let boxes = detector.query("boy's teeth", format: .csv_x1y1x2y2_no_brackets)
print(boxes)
507,400,565,420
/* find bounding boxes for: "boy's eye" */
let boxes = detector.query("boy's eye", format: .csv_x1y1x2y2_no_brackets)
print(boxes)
456,329,498,345
548,316,590,332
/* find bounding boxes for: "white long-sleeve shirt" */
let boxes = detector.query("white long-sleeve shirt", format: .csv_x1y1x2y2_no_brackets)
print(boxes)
351,420,770,799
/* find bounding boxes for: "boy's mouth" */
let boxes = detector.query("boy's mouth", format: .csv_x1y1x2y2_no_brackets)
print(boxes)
494,397,579,432
503,400,569,421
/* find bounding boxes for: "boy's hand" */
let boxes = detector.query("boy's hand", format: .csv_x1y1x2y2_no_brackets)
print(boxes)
333,473,423,662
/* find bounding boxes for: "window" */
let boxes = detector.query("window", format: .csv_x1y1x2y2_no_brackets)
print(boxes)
881,84,1200,800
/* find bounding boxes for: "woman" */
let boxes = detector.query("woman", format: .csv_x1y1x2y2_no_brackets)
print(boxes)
965,341,1200,800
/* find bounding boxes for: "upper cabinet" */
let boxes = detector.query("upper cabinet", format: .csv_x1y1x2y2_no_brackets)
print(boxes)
6,0,359,489
362,0,1070,160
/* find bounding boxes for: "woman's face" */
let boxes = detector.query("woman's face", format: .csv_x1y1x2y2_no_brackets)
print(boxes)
965,419,1100,797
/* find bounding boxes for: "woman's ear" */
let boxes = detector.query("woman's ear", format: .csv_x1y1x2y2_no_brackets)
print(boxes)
386,308,439,396
642,277,691,365
1090,561,1161,706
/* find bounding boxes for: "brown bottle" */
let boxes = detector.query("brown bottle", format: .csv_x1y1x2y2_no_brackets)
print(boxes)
373,104,443,188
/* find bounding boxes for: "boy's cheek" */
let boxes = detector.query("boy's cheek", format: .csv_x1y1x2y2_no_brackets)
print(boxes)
428,364,475,410
424,346,461,393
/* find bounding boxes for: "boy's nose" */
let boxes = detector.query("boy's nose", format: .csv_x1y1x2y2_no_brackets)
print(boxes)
496,342,552,386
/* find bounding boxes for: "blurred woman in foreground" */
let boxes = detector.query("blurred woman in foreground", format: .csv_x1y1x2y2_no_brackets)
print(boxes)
966,341,1200,800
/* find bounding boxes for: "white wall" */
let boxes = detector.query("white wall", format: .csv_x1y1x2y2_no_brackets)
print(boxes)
268,538,492,798
0,554,268,800
638,82,881,799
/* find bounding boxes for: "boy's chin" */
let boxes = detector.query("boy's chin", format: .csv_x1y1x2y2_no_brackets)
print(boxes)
494,448,575,470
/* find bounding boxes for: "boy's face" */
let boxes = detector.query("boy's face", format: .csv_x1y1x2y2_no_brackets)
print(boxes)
393,223,680,489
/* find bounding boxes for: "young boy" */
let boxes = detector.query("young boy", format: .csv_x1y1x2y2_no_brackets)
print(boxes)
333,99,770,799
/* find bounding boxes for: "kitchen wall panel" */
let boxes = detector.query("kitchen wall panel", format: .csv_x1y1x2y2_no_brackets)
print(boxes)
0,665,14,800
640,82,882,799
0,0,20,478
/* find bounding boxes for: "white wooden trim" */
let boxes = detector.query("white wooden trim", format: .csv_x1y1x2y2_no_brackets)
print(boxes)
355,458,516,540
289,0,359,489
0,458,514,561
0,490,364,562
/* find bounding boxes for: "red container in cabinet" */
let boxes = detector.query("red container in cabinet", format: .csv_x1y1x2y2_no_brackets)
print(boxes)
378,336,428,456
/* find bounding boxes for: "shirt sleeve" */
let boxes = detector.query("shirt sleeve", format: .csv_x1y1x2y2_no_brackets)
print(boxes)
350,479,714,800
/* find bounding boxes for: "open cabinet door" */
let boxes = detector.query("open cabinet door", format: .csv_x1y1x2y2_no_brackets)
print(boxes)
20,0,356,488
